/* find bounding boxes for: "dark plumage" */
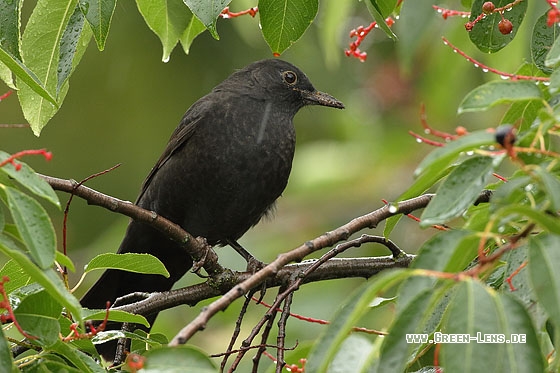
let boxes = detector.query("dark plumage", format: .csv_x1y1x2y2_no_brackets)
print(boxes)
80,59,344,360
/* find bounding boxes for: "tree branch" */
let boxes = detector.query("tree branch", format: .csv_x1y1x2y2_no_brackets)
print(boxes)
39,173,491,349
39,174,223,275
167,194,452,345
113,253,413,317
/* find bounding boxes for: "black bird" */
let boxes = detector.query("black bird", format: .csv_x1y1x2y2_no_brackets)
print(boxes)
80,59,344,358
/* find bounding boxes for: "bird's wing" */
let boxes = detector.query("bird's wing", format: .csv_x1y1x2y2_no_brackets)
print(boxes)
135,108,204,204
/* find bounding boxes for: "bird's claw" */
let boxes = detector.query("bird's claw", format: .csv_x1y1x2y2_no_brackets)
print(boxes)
191,242,210,278
246,256,266,274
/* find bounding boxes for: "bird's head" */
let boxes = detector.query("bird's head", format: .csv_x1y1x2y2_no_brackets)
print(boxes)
225,59,345,112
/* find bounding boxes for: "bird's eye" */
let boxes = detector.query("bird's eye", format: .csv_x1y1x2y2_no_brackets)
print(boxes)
282,71,297,85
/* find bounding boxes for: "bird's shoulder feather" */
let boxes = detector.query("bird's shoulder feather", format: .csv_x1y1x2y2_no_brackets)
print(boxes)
135,97,215,203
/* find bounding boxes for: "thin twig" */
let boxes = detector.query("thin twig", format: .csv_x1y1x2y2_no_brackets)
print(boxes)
221,289,257,372
275,291,294,373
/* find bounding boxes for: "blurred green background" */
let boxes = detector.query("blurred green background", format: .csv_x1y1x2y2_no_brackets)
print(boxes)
0,0,547,370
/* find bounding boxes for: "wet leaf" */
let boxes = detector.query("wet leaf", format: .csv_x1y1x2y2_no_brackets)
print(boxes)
458,81,543,113
260,0,318,55
421,156,496,227
79,0,117,51
532,11,560,74
183,0,231,40
468,0,527,53
137,0,191,62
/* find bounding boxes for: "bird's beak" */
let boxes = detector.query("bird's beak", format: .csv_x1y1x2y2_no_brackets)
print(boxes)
301,90,345,109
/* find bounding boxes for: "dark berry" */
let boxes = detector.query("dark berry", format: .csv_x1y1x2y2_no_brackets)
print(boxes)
495,125,516,148
499,19,513,35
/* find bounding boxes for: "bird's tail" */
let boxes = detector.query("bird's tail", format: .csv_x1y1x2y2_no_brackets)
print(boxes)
80,220,193,361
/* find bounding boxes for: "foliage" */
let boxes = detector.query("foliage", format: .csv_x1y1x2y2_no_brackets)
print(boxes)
0,0,318,135
0,0,560,372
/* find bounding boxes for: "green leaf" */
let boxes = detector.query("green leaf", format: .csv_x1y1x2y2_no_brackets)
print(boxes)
25,358,83,373
183,0,231,40
3,223,22,242
14,290,61,346
142,345,218,372
0,328,16,372
365,0,397,40
379,285,452,371
79,0,117,51
328,334,374,373
533,166,560,212
56,251,75,273
179,13,206,54
82,309,150,327
1,185,56,269
57,6,87,94
458,81,543,113
550,68,560,94
441,279,543,371
501,99,544,132
306,270,411,372
528,234,560,327
91,329,167,348
395,0,434,69
0,0,21,59
385,131,495,238
259,0,318,55
0,47,58,107
420,156,497,227
84,253,170,277
13,287,62,318
397,230,479,312
0,0,21,88
0,150,61,207
468,0,527,53
500,63,546,130
546,28,560,68
532,11,560,74
0,61,14,89
414,130,496,178
495,205,560,234
0,234,83,324
414,230,480,273
0,259,32,293
383,167,451,238
383,214,401,239
490,173,531,210
18,0,79,135
501,244,549,332
47,340,102,373
130,329,168,351
370,0,397,18
136,0,191,62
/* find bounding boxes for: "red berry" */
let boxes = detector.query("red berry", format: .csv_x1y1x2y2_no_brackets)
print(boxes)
547,8,560,27
482,2,495,14
498,19,513,34
455,126,468,136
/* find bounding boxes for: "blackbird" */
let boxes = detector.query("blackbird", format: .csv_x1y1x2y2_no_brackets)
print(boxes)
80,59,344,359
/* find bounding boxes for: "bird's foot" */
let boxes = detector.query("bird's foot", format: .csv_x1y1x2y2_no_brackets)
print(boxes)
225,239,270,299
246,256,266,274
191,247,210,278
